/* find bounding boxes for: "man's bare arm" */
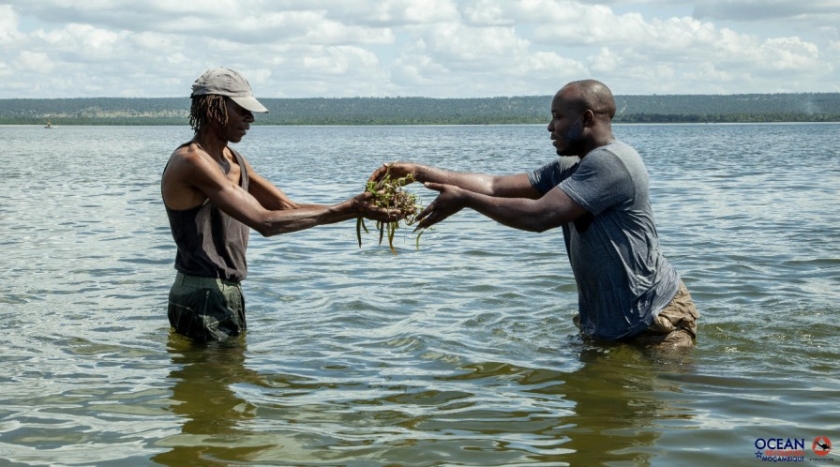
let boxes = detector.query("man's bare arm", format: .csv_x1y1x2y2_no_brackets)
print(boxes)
369,163,542,199
163,147,391,237
415,183,588,233
206,181,366,236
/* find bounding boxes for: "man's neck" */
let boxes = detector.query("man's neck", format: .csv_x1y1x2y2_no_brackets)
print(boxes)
583,126,616,155
193,131,228,161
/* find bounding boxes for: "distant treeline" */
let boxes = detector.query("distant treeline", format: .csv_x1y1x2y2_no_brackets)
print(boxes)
2,93,839,125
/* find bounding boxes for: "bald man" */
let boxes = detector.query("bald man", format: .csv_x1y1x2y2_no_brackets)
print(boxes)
370,80,698,347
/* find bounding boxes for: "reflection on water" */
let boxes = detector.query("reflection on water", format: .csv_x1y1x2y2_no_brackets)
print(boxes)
560,345,694,465
153,335,269,466
152,331,696,465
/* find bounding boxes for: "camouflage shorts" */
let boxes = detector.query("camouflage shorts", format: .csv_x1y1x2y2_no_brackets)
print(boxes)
630,281,699,347
573,281,699,347
167,272,246,342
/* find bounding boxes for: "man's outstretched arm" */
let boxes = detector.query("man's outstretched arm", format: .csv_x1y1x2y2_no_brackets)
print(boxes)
415,183,588,233
369,162,542,199
164,148,397,237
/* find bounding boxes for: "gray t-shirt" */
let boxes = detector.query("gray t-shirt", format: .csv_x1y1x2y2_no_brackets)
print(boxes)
528,140,680,340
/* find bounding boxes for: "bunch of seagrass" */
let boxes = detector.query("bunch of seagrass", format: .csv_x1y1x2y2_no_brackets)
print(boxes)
356,166,423,254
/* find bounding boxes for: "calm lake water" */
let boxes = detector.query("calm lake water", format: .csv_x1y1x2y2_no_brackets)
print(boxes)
2,123,839,466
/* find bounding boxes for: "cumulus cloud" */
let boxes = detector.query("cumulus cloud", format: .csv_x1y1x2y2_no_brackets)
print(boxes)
0,5,22,44
0,0,837,98
692,0,840,22
325,0,462,26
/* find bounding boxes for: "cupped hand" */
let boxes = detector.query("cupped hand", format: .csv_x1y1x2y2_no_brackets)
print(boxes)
352,192,403,222
414,182,466,230
368,162,418,185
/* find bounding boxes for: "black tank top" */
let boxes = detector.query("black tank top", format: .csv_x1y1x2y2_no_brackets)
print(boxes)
164,146,250,282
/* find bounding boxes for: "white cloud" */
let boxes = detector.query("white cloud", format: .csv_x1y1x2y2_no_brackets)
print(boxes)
0,0,837,98
391,52,447,87
758,37,820,70
693,0,840,23
532,3,637,45
14,50,55,74
419,23,530,66
35,24,127,61
678,62,736,91
303,45,380,75
0,5,23,44
461,0,512,26
326,0,462,25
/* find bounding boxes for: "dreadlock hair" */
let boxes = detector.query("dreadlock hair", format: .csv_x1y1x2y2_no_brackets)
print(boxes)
189,95,229,134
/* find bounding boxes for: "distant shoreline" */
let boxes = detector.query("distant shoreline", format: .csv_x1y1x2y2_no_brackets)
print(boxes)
6,120,840,127
3,93,839,125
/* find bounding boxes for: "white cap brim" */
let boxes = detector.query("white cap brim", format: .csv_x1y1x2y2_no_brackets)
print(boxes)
231,95,269,113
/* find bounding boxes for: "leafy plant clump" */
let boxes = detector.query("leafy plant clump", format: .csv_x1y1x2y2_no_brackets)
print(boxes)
357,166,423,254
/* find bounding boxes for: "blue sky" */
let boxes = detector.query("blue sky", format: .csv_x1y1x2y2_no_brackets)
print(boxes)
0,0,837,98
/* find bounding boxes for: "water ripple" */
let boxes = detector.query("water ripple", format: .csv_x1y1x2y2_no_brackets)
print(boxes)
2,124,839,465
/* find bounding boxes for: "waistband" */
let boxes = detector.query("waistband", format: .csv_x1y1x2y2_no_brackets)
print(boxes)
175,272,241,289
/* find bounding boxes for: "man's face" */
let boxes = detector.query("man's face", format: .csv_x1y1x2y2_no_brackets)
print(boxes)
223,99,255,143
547,92,585,156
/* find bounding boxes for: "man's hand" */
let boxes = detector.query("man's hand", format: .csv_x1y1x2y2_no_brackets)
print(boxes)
368,162,419,185
352,192,403,223
414,182,466,230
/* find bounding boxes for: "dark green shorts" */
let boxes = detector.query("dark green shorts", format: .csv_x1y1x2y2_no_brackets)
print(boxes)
167,272,246,342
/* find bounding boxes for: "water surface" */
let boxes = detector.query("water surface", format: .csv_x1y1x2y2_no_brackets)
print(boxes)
2,123,839,466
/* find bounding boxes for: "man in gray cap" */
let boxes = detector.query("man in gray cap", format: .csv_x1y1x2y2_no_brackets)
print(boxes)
161,67,397,343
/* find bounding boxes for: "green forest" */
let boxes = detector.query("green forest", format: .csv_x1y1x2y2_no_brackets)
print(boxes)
2,93,839,125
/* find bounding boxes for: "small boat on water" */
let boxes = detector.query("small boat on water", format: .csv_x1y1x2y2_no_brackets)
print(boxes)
45,121,53,129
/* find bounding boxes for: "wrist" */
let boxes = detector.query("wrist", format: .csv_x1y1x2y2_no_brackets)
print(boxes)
347,198,362,214
412,164,427,184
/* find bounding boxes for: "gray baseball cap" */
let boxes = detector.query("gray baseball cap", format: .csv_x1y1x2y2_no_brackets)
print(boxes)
191,67,269,113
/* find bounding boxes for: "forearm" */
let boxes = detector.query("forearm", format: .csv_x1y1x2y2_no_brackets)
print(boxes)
461,192,555,232
413,165,537,199
414,165,497,195
256,202,357,237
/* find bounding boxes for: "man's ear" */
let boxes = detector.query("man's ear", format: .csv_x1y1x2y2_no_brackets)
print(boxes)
582,109,596,127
